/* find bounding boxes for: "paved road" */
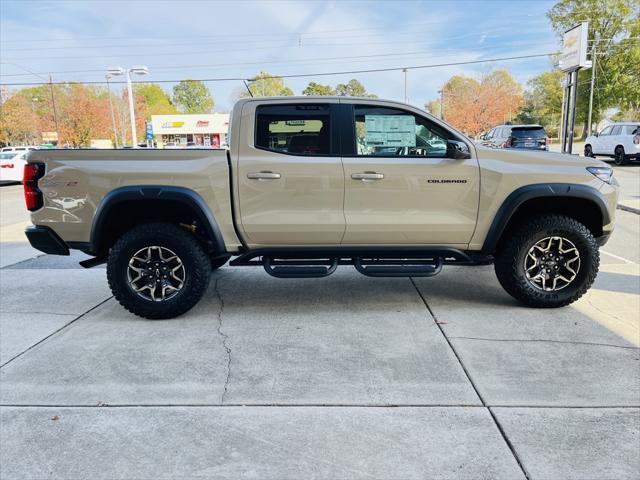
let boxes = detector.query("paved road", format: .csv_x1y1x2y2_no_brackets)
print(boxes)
1,179,638,479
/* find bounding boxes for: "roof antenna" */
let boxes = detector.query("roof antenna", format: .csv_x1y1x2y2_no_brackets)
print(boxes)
243,80,253,97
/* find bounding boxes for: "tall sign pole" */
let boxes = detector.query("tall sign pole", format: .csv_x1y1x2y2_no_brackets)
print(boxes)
559,22,591,154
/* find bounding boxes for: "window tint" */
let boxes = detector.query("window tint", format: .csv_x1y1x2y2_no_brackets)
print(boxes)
511,127,546,138
255,104,332,155
611,125,622,135
599,126,612,136
630,126,640,135
353,105,450,157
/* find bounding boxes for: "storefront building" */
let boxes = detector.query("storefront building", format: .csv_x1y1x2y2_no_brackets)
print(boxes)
150,113,229,148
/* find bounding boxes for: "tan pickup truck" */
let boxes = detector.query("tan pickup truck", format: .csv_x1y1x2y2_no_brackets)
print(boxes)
24,97,619,318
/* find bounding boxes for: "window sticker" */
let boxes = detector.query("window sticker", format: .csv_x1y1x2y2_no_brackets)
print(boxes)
364,115,416,147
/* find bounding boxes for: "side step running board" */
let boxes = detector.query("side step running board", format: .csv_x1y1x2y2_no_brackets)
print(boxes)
354,257,443,277
263,257,338,278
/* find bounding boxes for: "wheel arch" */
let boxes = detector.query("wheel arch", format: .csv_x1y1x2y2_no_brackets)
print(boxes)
90,185,226,256
481,183,610,255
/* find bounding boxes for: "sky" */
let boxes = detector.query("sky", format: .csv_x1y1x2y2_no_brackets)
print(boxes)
0,0,562,112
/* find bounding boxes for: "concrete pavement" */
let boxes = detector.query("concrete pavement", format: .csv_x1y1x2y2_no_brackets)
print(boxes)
1,180,639,479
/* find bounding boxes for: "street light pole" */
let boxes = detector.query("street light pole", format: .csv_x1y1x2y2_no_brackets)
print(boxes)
438,89,445,120
402,69,408,104
48,75,60,145
107,66,148,148
105,74,119,148
125,69,137,147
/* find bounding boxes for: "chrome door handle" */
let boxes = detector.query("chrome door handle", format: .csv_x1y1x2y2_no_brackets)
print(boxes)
351,172,384,181
247,171,281,180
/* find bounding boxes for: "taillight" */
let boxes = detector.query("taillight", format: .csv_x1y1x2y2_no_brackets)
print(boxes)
23,163,45,211
634,134,640,145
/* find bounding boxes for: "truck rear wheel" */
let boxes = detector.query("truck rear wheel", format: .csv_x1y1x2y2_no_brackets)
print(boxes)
494,215,599,308
107,223,212,319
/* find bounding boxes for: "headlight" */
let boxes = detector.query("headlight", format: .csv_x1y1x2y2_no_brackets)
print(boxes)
586,166,613,184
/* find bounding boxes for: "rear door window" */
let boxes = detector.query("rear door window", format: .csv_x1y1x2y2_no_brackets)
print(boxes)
623,125,638,135
611,125,622,135
255,104,334,155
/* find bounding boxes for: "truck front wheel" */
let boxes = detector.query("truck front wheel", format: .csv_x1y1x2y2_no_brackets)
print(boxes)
494,215,599,308
107,223,212,319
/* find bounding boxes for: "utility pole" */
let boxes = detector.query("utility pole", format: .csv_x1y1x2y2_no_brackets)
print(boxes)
48,75,59,145
438,88,445,120
402,69,408,104
587,33,598,136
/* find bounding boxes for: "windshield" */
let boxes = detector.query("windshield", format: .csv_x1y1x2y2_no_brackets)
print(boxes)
510,127,546,138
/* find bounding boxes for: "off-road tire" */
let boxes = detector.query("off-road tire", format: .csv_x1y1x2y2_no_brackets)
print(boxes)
584,144,593,158
614,146,628,166
107,222,211,319
494,215,599,308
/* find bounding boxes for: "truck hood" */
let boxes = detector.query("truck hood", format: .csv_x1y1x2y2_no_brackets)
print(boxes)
474,144,608,169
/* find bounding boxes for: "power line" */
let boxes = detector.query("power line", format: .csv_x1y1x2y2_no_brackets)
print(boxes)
0,45,558,78
0,52,557,87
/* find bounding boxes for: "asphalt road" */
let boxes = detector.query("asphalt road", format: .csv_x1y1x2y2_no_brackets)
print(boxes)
0,170,638,479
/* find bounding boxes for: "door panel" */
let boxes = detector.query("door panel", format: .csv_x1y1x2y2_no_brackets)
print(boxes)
236,101,345,245
342,156,480,244
341,102,479,245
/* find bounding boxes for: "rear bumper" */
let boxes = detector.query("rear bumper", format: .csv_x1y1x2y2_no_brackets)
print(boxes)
25,225,69,255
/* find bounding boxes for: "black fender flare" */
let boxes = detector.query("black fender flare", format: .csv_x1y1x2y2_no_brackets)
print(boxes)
481,183,610,254
90,185,226,255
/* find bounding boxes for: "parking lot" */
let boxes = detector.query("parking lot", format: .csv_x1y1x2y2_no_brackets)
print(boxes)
1,164,639,479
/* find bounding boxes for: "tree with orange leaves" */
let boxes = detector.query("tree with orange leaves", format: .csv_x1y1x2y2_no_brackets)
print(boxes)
428,69,524,138
0,94,41,146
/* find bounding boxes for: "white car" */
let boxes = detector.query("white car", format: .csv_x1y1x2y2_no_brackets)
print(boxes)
0,146,38,153
584,122,640,165
0,151,28,183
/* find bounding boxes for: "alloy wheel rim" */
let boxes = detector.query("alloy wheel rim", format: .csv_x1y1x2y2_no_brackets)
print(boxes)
524,236,580,292
127,246,185,301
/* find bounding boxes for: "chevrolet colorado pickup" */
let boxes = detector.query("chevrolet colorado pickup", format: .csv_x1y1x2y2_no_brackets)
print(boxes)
24,97,619,319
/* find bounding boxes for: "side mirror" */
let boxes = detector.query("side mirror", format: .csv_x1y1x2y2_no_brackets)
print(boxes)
594,132,599,137
447,140,471,160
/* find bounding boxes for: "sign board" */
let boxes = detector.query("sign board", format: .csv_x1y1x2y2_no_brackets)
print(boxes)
41,131,58,142
161,121,185,128
560,22,590,72
145,123,154,140
364,115,415,147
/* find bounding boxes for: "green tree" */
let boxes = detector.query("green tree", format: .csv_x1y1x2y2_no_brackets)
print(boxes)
424,99,442,117
242,71,294,97
335,79,377,97
517,69,564,137
302,82,336,96
172,80,214,113
135,84,177,117
547,0,640,135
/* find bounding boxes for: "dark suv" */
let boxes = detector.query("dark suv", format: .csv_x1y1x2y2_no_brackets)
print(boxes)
481,124,548,151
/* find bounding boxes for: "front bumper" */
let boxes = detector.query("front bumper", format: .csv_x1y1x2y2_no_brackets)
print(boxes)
25,226,70,255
